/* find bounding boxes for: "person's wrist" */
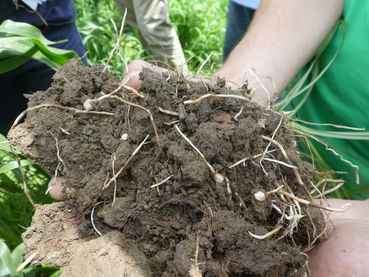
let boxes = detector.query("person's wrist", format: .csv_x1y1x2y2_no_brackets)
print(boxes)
215,67,276,105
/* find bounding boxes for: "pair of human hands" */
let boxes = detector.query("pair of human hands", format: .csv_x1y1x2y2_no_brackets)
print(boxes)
48,61,369,277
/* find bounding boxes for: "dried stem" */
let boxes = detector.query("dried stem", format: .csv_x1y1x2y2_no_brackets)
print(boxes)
174,125,226,185
174,125,215,174
103,8,127,73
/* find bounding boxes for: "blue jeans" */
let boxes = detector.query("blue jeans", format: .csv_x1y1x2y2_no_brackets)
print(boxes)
223,1,255,62
0,1,86,135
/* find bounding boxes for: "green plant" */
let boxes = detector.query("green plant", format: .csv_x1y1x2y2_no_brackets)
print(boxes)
0,134,52,250
0,240,61,277
73,0,227,75
169,0,227,75
0,20,77,74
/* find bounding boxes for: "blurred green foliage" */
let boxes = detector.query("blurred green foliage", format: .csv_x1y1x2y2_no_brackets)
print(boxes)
74,0,227,75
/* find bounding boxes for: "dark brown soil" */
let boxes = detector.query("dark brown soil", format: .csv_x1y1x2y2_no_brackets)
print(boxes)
9,60,325,277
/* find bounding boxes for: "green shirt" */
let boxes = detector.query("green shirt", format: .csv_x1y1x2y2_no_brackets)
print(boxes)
294,1,369,199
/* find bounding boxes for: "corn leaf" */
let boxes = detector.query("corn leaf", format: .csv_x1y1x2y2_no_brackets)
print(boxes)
0,240,16,276
0,160,33,175
0,20,77,74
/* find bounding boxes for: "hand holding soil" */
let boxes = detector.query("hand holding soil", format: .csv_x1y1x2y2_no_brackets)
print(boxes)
8,60,356,276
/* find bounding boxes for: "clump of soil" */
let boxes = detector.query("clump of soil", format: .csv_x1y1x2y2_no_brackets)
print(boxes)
9,60,325,277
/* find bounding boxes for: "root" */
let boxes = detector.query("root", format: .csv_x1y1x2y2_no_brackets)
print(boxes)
259,115,284,175
249,225,283,240
158,107,179,116
111,154,117,206
103,134,150,191
109,95,161,148
228,149,278,168
50,132,66,173
10,104,114,131
261,135,304,186
91,201,107,236
280,189,351,212
183,94,248,105
151,175,173,188
174,124,225,185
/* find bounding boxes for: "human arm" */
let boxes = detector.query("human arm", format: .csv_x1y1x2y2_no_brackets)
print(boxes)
216,0,344,104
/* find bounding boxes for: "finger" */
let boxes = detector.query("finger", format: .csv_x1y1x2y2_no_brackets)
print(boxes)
124,60,169,88
48,176,66,200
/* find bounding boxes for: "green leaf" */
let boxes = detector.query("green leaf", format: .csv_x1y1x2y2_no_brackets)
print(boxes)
0,20,77,74
0,160,33,175
293,123,369,140
0,240,16,276
0,175,23,193
11,244,25,269
0,20,63,45
0,46,38,74
341,185,369,197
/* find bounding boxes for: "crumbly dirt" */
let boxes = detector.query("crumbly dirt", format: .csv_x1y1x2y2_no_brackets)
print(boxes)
9,60,325,277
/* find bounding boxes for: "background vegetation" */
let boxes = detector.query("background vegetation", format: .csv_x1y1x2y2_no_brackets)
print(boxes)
75,0,227,75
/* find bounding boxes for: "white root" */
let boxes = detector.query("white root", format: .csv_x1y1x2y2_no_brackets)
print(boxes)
261,135,304,186
17,252,38,272
158,107,179,116
249,225,283,240
103,134,150,191
263,158,297,169
174,125,226,184
280,190,351,212
234,106,244,121
151,175,173,188
91,201,108,236
184,94,248,105
228,149,278,168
